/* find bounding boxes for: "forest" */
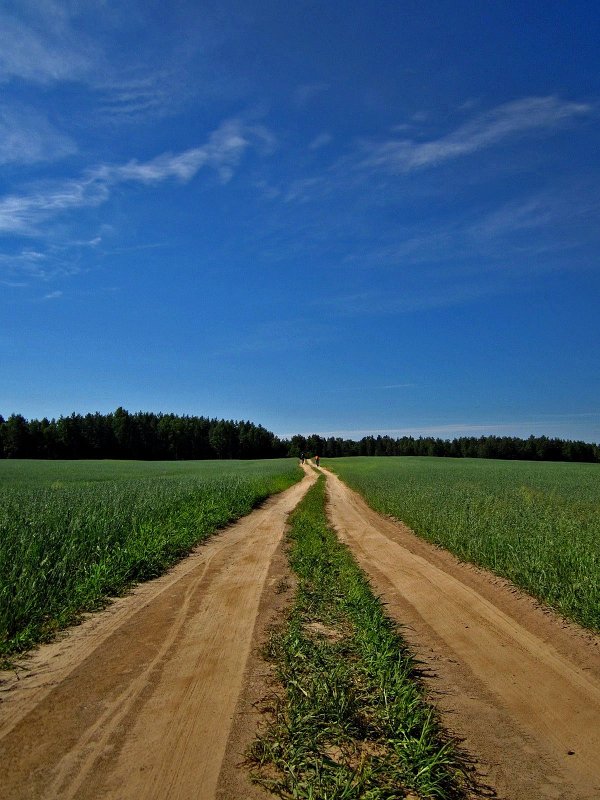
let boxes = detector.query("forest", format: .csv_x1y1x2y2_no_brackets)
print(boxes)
0,409,598,463
0,408,286,460
291,432,600,463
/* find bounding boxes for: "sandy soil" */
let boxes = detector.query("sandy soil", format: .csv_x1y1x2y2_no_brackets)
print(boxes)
323,467,600,800
216,518,298,800
0,470,314,800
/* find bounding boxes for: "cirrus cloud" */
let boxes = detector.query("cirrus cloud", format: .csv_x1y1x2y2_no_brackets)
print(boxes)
0,117,274,236
0,104,76,166
359,96,592,173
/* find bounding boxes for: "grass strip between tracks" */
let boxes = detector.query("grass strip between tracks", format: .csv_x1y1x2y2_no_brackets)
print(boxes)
249,475,470,799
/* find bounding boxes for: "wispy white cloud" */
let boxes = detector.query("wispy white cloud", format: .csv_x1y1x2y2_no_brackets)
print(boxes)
265,96,593,220
0,104,76,165
0,3,233,126
472,190,600,243
0,245,85,281
94,61,217,124
0,2,95,84
0,177,109,235
96,118,274,184
338,181,600,282
0,248,46,264
96,71,182,121
0,279,28,288
359,96,592,173
284,177,326,203
0,118,273,236
309,132,333,150
0,248,48,279
474,197,556,238
89,3,253,123
253,179,282,200
42,289,62,300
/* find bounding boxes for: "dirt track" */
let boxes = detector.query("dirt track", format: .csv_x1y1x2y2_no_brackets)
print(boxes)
2,464,599,800
0,471,314,800
324,467,600,800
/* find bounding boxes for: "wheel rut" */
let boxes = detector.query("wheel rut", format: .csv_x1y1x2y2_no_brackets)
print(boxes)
323,467,600,800
0,471,315,800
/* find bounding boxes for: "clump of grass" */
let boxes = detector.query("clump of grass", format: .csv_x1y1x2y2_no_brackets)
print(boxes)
326,457,600,631
0,459,301,658
249,476,470,799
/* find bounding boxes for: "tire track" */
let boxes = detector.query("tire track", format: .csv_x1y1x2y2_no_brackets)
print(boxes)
0,470,315,800
323,468,600,800
46,556,210,799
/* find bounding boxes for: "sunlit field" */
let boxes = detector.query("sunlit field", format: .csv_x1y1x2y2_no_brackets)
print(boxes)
324,457,600,631
0,459,301,657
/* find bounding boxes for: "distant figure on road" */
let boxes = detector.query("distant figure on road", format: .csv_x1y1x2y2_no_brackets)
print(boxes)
300,452,305,464
315,455,320,467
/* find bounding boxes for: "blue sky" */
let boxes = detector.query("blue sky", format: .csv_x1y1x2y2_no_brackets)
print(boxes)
1,0,599,442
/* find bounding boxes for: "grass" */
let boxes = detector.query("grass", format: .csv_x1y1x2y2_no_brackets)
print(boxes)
324,457,600,631
249,476,470,799
0,458,301,658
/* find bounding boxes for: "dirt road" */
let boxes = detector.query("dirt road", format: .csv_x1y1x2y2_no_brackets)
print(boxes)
3,464,599,800
324,468,600,800
0,471,314,800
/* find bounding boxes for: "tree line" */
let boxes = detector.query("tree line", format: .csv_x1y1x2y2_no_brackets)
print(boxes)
0,409,286,460
0,409,598,463
288,433,600,463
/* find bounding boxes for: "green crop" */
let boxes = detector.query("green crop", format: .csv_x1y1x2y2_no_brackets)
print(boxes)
324,457,600,631
249,476,470,799
0,459,301,658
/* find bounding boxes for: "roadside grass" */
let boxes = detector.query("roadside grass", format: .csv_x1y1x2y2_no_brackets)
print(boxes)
324,457,600,631
0,459,301,660
249,476,470,799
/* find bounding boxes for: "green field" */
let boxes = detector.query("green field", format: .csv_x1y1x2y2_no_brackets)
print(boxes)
324,457,600,631
0,459,301,657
